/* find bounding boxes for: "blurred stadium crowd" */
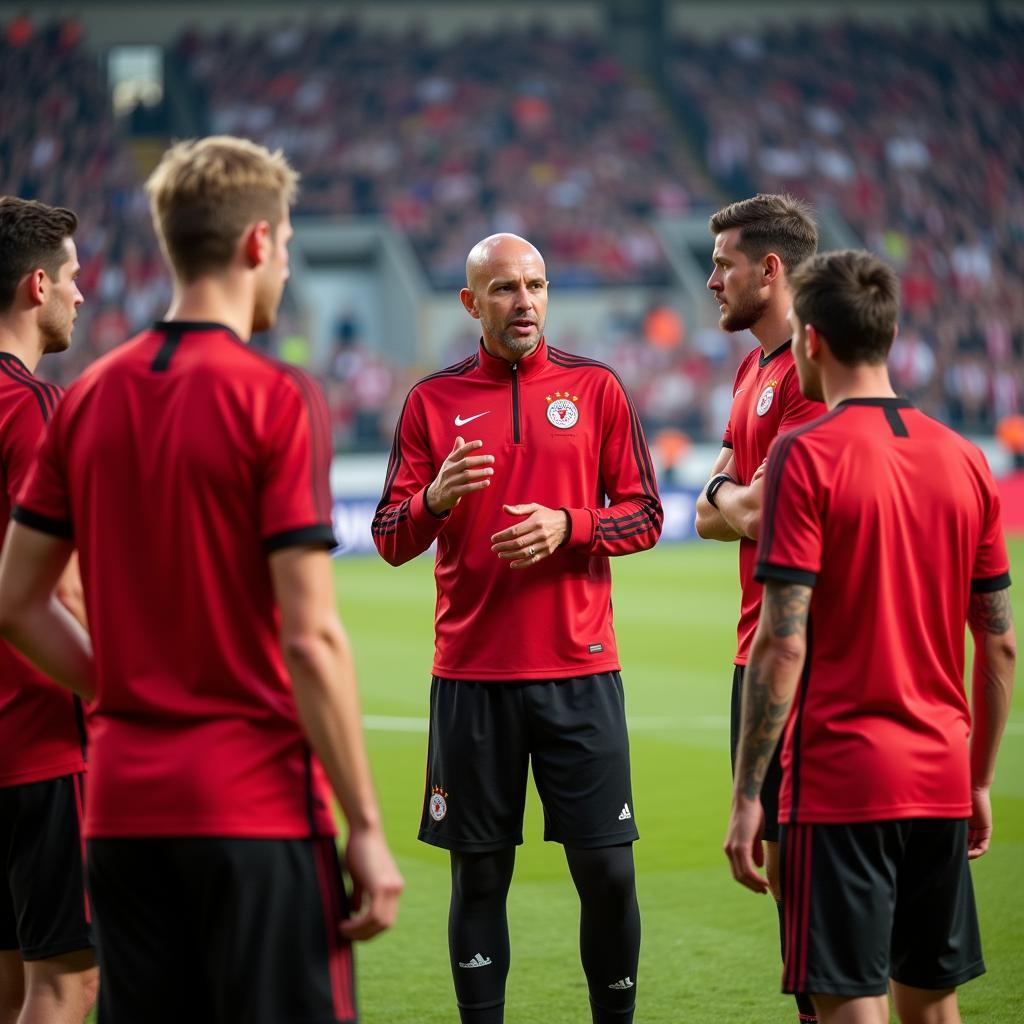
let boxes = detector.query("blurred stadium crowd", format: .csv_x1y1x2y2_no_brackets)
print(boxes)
1,12,1020,448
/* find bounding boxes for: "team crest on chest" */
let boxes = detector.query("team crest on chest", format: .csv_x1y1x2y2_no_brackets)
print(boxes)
429,786,448,821
756,380,778,417
546,391,579,429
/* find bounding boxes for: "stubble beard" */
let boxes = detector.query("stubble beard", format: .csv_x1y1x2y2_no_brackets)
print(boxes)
40,303,72,354
719,286,769,334
482,315,545,360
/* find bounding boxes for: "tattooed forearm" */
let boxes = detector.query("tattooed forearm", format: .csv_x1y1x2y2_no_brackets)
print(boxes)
737,662,795,800
764,582,811,638
968,589,1013,636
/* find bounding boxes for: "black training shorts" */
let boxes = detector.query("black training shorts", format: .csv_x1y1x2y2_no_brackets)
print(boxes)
730,664,783,842
0,773,92,960
88,836,355,1024
420,672,638,852
780,818,984,998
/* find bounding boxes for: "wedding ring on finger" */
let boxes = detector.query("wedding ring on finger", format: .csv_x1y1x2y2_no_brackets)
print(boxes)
527,546,535,557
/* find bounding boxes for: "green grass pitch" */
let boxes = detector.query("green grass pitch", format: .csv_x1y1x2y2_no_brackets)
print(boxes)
340,539,1024,1024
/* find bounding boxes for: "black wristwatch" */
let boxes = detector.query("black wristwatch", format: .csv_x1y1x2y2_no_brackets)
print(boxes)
705,473,737,509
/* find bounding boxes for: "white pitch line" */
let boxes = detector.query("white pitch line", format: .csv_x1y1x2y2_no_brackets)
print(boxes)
363,714,1024,736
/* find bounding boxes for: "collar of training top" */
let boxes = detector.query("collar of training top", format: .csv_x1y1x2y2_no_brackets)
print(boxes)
477,335,549,381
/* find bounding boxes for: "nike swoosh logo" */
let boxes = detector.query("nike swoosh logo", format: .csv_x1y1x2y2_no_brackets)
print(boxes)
734,388,745,396
454,411,490,426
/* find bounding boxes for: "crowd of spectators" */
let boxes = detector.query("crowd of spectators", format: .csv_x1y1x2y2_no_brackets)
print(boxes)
2,12,1020,448
0,16,170,388
668,14,1024,433
175,19,715,288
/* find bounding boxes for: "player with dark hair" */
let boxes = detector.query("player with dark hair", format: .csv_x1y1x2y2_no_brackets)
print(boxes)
0,197,94,1024
373,233,662,1024
726,250,1015,1024
695,193,821,1023
0,139,402,1024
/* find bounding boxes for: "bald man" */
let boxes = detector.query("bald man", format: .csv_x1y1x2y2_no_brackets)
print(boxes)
374,234,663,1024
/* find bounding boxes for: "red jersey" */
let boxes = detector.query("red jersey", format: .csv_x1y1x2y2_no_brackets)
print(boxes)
0,353,86,787
14,322,338,839
756,398,1011,824
373,339,662,680
722,342,823,665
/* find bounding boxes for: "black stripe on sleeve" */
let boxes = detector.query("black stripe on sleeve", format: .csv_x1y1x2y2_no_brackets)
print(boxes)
971,572,1012,593
754,562,818,587
11,504,73,538
721,441,733,449
264,523,337,554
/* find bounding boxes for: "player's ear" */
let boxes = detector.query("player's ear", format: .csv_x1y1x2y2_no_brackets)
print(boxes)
763,252,783,284
805,324,823,360
459,287,480,320
243,221,271,269
26,268,47,308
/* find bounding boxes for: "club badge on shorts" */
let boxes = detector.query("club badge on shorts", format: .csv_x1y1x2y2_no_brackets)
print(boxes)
756,380,778,417
429,785,448,821
546,391,579,429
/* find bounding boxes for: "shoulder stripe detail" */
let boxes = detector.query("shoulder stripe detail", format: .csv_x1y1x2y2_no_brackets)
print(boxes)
0,360,55,421
150,328,185,372
883,405,909,438
760,409,843,559
547,349,660,505
277,365,333,519
375,355,478,516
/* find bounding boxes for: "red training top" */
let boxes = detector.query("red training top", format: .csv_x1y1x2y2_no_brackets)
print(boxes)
0,353,86,787
756,398,1011,824
373,338,663,680
14,322,338,839
722,341,824,666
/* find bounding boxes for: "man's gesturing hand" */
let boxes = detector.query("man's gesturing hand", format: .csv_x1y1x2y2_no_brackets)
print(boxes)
425,436,494,515
491,503,569,568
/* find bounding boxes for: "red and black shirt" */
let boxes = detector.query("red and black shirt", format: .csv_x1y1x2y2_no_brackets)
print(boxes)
723,341,825,665
373,338,663,680
0,352,86,787
756,398,1011,824
15,323,337,839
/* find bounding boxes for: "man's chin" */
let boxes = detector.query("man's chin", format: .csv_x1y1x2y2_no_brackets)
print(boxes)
43,335,72,355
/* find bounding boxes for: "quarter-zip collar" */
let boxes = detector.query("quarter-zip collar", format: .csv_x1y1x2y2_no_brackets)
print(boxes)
477,336,549,382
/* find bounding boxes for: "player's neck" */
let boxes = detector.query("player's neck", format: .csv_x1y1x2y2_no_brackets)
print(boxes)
0,319,44,374
823,365,898,409
750,312,791,356
164,276,256,342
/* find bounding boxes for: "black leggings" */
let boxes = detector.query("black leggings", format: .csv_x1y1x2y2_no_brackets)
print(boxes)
449,844,639,1024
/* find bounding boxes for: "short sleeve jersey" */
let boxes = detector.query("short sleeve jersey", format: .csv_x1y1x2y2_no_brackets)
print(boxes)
722,341,824,664
756,398,1011,824
14,323,337,839
0,353,86,787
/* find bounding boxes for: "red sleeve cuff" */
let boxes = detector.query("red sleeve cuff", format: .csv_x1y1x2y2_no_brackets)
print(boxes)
408,486,449,533
561,506,595,549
